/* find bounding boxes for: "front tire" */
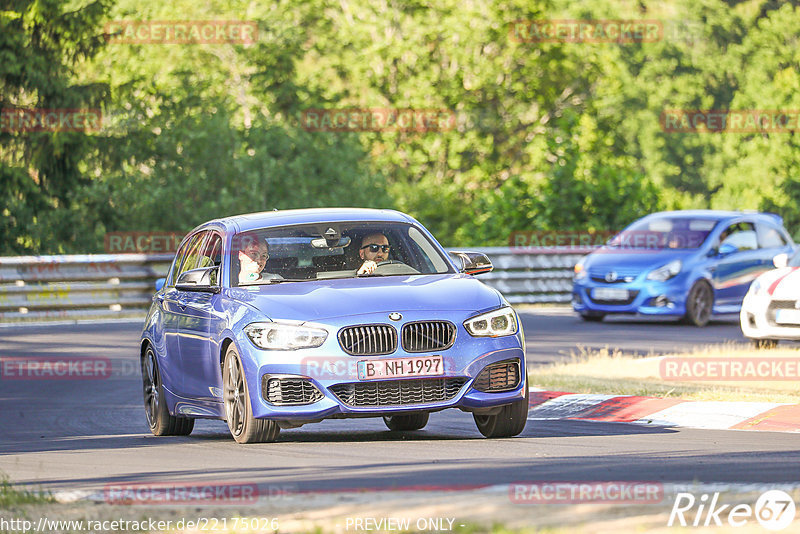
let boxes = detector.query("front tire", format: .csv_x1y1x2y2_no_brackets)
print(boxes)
579,312,605,322
142,345,194,436
753,338,778,349
223,346,280,444
473,378,529,438
683,281,713,327
383,413,429,431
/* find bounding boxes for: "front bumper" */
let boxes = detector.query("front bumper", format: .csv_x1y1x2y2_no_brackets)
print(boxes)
572,276,689,316
740,292,800,341
236,321,526,420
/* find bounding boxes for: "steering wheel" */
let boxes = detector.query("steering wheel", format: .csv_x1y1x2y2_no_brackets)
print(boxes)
376,260,402,266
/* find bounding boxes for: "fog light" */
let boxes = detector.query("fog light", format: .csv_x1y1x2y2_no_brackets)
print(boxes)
653,295,670,307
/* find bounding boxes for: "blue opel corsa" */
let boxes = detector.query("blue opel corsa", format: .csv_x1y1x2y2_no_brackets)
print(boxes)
140,208,527,443
572,210,794,326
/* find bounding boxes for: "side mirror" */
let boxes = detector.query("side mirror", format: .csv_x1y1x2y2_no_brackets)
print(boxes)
773,253,789,269
176,266,220,293
449,251,493,275
154,278,166,291
718,243,738,256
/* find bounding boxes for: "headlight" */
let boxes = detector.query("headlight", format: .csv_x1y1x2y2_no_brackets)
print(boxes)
646,259,682,281
244,322,327,350
464,306,518,337
749,279,764,296
574,257,588,280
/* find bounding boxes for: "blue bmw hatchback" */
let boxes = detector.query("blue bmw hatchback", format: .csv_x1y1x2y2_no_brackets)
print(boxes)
572,210,794,326
141,208,528,443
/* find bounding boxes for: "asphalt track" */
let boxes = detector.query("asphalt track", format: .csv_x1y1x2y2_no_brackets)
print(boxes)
0,310,797,499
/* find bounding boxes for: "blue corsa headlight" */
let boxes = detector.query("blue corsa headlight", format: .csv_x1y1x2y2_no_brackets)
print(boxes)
646,259,682,282
574,257,588,280
244,322,327,350
464,306,518,337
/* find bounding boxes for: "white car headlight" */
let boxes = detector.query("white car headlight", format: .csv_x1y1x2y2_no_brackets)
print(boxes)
646,259,682,282
464,306,518,337
749,279,764,296
244,322,327,350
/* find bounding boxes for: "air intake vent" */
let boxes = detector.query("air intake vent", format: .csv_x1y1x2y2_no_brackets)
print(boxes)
401,321,456,353
330,377,468,407
338,324,398,356
262,377,324,405
473,359,520,392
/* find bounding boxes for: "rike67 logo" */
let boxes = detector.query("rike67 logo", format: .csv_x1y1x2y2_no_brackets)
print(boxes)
669,490,796,531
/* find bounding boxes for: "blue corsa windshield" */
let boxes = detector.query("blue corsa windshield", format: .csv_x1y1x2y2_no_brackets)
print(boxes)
230,221,455,286
608,217,719,250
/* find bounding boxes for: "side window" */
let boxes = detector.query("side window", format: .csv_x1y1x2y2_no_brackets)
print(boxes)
168,234,201,286
203,233,222,286
719,222,757,251
757,223,788,249
173,231,209,284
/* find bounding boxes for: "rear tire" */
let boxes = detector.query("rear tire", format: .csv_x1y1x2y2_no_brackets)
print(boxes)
142,345,194,436
383,413,429,431
683,281,713,327
753,338,778,349
473,378,529,438
223,346,280,444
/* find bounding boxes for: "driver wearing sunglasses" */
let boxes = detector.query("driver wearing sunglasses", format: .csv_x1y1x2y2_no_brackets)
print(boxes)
357,233,391,275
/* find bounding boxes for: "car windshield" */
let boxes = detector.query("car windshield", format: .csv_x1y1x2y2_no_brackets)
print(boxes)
230,221,454,286
607,217,718,250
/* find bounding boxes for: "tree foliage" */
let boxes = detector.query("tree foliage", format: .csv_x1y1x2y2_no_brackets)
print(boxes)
1,0,799,253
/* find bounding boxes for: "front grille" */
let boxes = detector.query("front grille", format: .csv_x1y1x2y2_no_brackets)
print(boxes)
473,359,520,392
329,377,468,407
262,377,324,405
767,300,800,326
338,324,398,356
588,269,641,284
401,321,456,353
586,289,639,305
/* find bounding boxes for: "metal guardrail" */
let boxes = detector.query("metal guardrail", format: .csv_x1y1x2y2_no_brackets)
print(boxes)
0,248,587,321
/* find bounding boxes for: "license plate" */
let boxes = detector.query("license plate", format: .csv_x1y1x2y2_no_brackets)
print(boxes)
776,309,800,325
358,355,444,380
592,287,630,301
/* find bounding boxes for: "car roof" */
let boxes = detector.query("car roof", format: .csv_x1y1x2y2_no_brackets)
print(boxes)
641,210,783,224
191,208,417,235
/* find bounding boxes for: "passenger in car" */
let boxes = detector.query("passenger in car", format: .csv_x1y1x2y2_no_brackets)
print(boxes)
238,235,281,285
357,233,391,275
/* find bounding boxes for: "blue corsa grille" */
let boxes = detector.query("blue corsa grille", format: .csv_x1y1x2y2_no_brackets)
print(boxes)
329,378,468,407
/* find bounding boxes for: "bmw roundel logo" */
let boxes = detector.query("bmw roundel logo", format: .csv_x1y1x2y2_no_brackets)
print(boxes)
605,271,618,282
389,312,402,321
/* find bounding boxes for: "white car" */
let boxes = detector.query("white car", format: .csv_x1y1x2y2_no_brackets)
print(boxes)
740,252,800,348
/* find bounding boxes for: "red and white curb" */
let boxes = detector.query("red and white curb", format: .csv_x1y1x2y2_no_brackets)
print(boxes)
528,388,800,432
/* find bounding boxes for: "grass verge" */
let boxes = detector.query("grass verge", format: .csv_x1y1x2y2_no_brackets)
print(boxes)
530,345,800,403
0,475,54,507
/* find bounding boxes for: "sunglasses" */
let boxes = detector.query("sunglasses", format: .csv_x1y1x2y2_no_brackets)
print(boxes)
361,244,391,253
246,251,269,262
